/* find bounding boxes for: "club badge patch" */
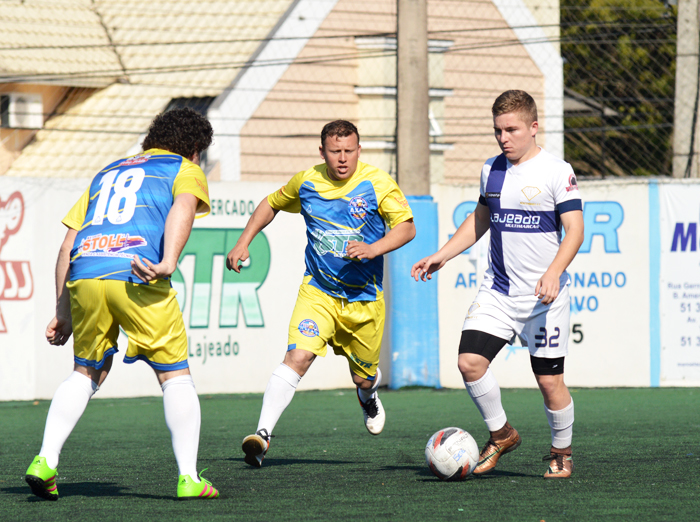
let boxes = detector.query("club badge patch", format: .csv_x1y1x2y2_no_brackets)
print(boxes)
298,319,320,337
348,196,369,219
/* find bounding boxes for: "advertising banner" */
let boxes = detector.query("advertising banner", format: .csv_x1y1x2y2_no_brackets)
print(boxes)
658,182,700,385
1,179,354,400
432,181,652,388
3,176,699,400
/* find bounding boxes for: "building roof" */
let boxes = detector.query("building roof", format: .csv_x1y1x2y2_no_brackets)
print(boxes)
2,0,295,178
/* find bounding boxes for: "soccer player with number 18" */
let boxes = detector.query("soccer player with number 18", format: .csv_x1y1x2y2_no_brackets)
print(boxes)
25,108,220,501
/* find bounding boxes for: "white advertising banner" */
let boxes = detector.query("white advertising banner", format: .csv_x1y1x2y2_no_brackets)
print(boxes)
0,179,354,400
432,180,652,389
3,176,699,400
658,182,700,385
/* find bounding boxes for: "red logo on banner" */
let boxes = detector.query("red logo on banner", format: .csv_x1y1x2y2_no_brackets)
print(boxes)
0,191,34,333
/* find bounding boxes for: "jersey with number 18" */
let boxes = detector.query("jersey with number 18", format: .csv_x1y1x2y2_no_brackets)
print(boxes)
63,149,210,284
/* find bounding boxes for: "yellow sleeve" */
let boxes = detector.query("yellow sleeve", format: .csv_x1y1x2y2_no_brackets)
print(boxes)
62,187,90,231
267,171,305,213
173,160,211,218
377,176,413,229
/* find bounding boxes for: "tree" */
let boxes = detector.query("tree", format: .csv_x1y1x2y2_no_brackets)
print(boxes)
562,0,677,176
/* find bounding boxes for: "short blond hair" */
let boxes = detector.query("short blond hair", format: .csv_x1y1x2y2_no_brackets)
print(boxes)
492,90,538,125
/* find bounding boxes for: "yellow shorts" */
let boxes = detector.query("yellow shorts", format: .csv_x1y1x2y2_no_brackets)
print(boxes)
287,280,385,380
67,278,188,371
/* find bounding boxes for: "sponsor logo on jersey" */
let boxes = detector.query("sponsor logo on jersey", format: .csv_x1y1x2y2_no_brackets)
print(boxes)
0,191,34,333
119,154,151,167
348,196,369,219
195,177,208,196
298,319,319,337
394,196,409,208
311,228,364,258
491,213,541,229
485,192,501,199
565,174,579,192
521,186,541,201
79,233,147,258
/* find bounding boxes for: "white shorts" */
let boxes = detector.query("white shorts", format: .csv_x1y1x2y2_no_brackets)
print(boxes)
462,285,570,359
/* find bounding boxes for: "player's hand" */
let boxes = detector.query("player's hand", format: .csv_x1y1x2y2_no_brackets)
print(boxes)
131,256,175,282
46,315,72,346
346,241,377,261
411,254,446,282
226,244,249,273
535,270,560,305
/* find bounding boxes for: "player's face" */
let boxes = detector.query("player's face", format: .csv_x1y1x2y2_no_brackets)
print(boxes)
320,133,361,181
493,111,538,165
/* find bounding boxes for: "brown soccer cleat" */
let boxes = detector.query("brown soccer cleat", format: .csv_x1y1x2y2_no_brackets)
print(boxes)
473,422,522,475
543,446,574,479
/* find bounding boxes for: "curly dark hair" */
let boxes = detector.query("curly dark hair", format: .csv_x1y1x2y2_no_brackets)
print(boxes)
141,107,213,159
321,120,360,148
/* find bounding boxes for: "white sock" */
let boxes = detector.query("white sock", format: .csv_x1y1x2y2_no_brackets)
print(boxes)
357,367,382,403
545,399,574,449
464,368,507,432
257,364,301,435
162,375,200,481
39,371,99,469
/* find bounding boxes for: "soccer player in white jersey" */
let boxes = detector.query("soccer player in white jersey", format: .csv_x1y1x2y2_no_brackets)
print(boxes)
411,90,584,478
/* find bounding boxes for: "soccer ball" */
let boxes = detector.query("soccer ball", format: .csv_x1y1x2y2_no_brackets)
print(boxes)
425,427,480,481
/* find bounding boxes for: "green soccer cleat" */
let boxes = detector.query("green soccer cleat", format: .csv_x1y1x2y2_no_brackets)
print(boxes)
25,456,59,501
177,470,220,500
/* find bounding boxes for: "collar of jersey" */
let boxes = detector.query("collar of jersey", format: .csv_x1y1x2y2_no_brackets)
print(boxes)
322,161,366,187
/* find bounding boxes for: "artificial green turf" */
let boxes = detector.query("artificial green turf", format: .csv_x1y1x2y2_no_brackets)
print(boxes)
1,388,698,521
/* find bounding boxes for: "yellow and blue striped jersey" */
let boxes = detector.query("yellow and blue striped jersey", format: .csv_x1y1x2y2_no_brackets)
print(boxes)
63,148,210,284
269,161,412,302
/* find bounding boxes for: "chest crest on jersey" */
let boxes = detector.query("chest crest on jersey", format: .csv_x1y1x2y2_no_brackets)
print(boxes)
521,186,541,201
348,196,369,219
520,186,542,207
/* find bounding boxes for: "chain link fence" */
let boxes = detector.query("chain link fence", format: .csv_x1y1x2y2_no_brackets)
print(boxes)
561,0,678,178
1,0,691,181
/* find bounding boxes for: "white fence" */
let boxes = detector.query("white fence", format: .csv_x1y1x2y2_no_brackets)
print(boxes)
1,178,698,400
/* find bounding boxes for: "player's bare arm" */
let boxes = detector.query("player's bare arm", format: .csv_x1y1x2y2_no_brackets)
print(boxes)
346,218,416,261
535,209,584,304
226,197,280,273
46,227,78,346
411,203,490,282
131,192,198,282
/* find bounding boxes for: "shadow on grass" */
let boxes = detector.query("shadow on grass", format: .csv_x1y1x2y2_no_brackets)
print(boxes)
4,482,172,501
226,457,358,468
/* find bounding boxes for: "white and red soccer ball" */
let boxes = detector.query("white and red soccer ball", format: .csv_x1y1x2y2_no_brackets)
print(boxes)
425,427,479,481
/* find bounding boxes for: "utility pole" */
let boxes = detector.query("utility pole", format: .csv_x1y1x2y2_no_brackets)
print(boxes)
390,0,439,390
397,0,430,193
673,0,700,178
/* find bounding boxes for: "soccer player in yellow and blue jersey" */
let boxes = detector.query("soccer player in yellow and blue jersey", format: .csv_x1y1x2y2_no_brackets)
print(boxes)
25,108,219,501
227,120,416,467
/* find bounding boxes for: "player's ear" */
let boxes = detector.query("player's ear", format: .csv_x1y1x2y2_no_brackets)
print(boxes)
319,145,326,161
357,144,361,157
530,121,539,138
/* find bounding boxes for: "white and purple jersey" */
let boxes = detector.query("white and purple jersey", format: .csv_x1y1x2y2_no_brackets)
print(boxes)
479,148,582,297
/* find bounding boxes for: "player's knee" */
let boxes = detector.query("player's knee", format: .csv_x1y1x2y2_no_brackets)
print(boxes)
283,348,315,375
534,373,565,398
457,353,487,381
352,373,373,389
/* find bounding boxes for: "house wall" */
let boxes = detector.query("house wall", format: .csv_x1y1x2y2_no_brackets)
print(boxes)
0,84,71,175
238,0,547,186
